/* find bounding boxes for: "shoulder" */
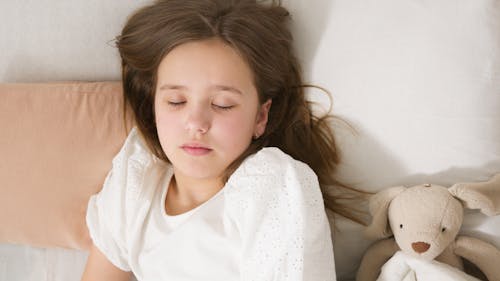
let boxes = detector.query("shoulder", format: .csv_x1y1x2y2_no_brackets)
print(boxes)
223,148,335,279
224,147,321,214
111,127,155,172
98,128,154,200
110,127,167,195
228,147,316,181
86,127,169,270
87,127,167,231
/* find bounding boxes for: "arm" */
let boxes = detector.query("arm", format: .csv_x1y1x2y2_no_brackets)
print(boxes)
453,235,500,281
356,238,399,281
81,244,133,281
435,244,463,270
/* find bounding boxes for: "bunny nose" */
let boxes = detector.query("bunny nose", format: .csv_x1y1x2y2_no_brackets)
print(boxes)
412,242,430,253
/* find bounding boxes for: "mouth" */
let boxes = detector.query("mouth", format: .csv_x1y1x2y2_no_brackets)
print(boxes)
411,241,431,254
181,144,212,156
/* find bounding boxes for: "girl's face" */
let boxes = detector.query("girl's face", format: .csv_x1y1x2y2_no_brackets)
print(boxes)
154,38,271,184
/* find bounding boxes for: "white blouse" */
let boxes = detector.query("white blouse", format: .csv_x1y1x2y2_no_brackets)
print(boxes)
86,128,336,281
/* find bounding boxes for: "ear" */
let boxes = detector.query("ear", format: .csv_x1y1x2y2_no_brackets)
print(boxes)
365,186,406,239
254,99,272,138
449,173,500,216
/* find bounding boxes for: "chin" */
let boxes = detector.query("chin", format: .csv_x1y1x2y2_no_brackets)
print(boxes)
178,166,224,181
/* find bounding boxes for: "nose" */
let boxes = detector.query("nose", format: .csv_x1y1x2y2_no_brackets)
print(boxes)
411,242,430,253
185,105,211,135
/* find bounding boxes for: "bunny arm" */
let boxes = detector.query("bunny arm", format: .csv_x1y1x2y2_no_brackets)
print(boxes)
435,244,464,271
453,236,500,281
356,238,399,281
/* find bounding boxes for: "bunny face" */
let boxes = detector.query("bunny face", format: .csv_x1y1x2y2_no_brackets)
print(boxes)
388,184,463,260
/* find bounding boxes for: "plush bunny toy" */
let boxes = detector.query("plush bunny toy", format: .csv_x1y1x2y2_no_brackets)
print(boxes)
356,174,500,281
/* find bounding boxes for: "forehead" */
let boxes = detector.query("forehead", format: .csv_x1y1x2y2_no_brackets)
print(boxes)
156,38,256,91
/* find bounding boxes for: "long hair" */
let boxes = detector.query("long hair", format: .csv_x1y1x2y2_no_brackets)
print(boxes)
117,0,365,224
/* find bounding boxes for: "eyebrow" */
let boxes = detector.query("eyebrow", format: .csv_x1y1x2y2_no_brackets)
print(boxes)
159,84,186,91
212,85,243,95
159,84,243,95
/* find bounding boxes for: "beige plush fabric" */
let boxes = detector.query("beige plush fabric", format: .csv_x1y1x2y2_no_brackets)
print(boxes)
0,82,134,250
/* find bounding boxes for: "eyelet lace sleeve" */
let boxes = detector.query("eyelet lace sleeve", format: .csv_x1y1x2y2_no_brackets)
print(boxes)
225,147,336,281
85,128,151,271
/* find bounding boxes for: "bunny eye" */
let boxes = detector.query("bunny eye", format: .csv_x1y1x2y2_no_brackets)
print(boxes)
441,227,447,232
399,224,403,229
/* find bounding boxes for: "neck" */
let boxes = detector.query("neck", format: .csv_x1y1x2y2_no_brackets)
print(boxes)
165,169,224,215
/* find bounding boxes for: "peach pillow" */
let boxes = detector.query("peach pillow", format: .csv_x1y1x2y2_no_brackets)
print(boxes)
0,82,134,250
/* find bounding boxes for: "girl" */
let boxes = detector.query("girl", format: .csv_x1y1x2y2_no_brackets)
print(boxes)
82,0,360,280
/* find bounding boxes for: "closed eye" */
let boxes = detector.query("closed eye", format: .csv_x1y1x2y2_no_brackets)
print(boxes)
167,101,186,107
212,104,235,111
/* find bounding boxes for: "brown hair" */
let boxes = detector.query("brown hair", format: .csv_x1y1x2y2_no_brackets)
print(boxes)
117,0,365,224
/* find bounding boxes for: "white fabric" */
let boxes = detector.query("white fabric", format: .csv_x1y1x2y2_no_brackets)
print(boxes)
377,251,480,281
86,128,336,281
0,0,151,83
0,244,88,281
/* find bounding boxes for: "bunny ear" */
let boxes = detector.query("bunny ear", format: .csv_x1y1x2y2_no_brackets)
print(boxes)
364,186,406,239
449,173,500,216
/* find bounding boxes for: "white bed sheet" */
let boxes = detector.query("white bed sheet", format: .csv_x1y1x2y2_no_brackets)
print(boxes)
0,244,137,281
0,243,87,281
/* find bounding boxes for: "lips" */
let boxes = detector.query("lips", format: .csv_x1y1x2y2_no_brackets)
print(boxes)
181,143,212,156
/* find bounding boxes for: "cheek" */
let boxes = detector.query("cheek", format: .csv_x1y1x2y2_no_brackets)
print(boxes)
213,111,256,143
155,109,182,145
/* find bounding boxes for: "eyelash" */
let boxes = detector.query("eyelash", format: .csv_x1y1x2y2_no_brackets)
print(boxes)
213,104,234,111
166,101,234,111
167,101,185,107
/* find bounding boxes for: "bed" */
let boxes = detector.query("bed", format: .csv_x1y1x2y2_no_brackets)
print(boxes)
1,1,499,280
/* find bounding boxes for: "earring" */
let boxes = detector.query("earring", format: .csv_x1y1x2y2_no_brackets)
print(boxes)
253,133,260,140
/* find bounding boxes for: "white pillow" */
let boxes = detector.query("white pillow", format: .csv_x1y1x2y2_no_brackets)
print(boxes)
0,0,151,83
286,0,500,279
